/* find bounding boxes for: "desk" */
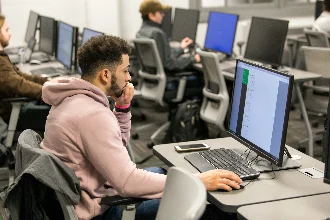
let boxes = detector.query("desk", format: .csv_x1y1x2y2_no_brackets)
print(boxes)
237,193,330,220
194,60,321,157
153,138,330,213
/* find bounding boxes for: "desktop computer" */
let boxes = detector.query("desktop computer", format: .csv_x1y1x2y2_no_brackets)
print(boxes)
185,59,300,180
39,15,57,57
244,17,289,69
160,7,172,38
204,11,239,56
171,8,200,42
25,10,39,46
315,0,324,20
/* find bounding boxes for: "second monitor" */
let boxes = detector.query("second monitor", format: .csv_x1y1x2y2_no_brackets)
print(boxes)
171,8,200,42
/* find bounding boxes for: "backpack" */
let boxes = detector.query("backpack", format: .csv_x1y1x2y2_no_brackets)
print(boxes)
165,99,208,143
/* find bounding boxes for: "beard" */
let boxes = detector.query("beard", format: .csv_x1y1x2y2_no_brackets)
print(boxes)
0,35,9,48
107,73,123,98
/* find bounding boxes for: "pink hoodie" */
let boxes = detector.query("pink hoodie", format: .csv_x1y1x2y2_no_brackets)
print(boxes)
40,77,166,219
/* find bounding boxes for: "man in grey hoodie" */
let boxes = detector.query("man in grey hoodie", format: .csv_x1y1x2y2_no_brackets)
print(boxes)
41,35,242,220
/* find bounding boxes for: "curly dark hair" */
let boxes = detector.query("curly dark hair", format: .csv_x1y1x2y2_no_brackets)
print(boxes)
78,35,131,79
325,0,330,12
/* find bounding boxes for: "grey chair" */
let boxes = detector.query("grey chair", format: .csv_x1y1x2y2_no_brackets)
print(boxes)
156,167,207,220
304,28,330,48
197,50,229,133
132,38,200,146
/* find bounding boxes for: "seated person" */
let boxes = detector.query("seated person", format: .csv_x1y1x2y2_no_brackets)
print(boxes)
136,0,200,72
313,0,330,36
40,35,242,220
0,15,48,127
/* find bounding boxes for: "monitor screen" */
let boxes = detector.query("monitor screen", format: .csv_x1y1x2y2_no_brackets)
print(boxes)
315,0,324,20
204,11,239,55
171,8,200,42
228,59,293,166
39,15,56,55
161,8,172,38
25,11,39,43
56,21,74,69
81,28,103,45
244,17,289,68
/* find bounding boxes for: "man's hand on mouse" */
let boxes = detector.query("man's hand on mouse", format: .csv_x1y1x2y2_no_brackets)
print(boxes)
199,169,242,191
181,37,193,49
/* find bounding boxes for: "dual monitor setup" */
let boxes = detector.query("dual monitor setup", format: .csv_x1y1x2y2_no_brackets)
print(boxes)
11,11,104,75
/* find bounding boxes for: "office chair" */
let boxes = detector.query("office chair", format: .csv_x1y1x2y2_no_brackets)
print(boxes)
1,129,146,220
304,28,330,48
197,51,229,134
298,46,330,149
156,167,207,220
132,38,201,147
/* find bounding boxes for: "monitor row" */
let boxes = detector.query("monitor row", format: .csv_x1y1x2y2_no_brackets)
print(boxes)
23,11,104,72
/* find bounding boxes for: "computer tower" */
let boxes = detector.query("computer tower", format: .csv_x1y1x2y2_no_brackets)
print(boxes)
323,94,330,184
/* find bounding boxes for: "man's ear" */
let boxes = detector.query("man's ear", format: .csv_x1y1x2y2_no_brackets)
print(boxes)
99,69,111,86
148,12,155,20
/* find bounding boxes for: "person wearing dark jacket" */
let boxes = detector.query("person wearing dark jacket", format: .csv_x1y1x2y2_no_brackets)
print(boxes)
0,15,48,124
136,0,200,72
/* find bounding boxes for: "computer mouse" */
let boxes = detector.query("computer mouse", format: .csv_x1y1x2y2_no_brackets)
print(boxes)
30,59,41,65
216,184,245,192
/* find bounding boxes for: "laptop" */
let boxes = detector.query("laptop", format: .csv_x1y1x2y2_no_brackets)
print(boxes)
185,59,300,180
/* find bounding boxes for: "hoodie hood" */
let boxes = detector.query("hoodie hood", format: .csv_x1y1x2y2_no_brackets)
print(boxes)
42,77,109,108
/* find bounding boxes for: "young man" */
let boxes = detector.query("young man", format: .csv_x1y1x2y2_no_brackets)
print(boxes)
136,0,200,71
0,15,48,123
313,0,330,36
41,35,242,220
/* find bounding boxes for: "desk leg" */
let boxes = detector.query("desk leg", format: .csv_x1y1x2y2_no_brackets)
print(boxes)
295,83,313,157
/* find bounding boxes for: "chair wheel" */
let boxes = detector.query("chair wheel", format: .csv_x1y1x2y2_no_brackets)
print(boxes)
132,133,139,140
147,142,154,149
298,147,306,154
316,140,322,145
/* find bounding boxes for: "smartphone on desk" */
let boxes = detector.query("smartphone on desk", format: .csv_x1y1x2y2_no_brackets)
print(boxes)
174,143,210,152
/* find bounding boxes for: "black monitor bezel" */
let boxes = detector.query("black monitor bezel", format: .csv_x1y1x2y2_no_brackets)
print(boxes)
39,15,56,56
25,10,39,44
56,21,75,70
244,16,289,68
171,8,200,42
160,7,173,38
204,11,239,56
315,0,324,20
227,59,293,167
81,27,104,45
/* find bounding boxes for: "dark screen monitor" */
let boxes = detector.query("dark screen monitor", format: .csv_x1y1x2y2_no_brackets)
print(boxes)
324,95,330,184
39,15,56,55
228,59,293,167
56,21,75,69
204,11,239,55
171,8,200,42
244,17,289,69
315,0,324,20
160,8,172,38
81,28,103,45
25,11,39,43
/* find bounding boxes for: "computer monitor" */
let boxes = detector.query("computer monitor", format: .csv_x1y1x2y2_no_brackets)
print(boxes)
204,11,239,56
56,21,75,69
25,11,39,44
161,8,172,38
171,8,200,42
315,0,324,20
39,15,56,56
81,28,103,45
244,17,289,69
228,59,293,167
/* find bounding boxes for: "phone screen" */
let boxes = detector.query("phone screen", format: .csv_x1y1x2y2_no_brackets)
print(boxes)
178,144,207,149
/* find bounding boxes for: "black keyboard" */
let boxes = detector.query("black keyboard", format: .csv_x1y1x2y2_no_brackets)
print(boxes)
223,67,236,74
30,67,61,76
184,148,260,180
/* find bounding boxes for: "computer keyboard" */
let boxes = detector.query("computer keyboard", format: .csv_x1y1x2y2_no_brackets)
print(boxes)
31,54,50,62
223,67,236,74
30,67,62,76
184,148,260,181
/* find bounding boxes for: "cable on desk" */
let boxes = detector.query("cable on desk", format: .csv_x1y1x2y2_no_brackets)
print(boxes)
248,155,259,166
240,149,249,157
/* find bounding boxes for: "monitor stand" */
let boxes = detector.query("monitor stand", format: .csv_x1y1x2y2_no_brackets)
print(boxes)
233,147,302,173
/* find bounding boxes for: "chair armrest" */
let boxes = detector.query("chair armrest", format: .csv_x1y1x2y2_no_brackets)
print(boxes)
1,97,33,103
173,71,195,77
101,195,147,206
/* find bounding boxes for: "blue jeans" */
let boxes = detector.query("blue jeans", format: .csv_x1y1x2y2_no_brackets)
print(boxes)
93,167,166,220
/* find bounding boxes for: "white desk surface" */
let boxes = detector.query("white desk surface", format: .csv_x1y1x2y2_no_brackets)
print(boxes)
153,138,330,213
237,193,330,220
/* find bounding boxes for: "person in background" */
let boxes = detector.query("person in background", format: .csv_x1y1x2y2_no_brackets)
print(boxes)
0,14,48,124
136,0,200,72
41,35,242,220
313,0,330,36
